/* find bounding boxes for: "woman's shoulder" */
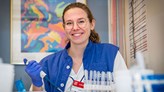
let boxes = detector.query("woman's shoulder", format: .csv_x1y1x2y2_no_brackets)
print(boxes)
95,42,119,50
40,49,67,63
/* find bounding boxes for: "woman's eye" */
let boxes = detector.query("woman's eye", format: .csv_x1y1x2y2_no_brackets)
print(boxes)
66,22,72,25
80,20,84,23
79,20,85,24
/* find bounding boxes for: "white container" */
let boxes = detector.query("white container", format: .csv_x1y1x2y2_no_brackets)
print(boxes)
0,63,15,92
114,70,132,92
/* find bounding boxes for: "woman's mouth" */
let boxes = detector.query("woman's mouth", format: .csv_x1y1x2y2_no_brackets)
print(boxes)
72,33,83,37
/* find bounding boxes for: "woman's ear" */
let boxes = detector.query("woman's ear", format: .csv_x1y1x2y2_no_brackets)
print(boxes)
91,19,96,30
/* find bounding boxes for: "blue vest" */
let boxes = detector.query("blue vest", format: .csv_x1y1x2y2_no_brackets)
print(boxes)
40,40,119,92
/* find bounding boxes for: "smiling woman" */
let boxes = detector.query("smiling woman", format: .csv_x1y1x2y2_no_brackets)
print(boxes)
63,7,94,45
24,2,127,92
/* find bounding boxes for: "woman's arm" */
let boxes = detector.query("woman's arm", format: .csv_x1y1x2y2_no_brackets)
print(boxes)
113,51,128,72
32,85,43,91
29,84,44,91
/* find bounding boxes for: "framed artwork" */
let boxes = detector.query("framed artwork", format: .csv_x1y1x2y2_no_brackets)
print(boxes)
10,0,86,64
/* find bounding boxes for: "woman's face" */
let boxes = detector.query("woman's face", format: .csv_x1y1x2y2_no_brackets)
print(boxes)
63,8,95,45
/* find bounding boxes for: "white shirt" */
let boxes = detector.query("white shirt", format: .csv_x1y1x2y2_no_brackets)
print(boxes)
65,51,128,91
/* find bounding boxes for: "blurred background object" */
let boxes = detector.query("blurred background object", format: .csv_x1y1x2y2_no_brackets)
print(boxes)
0,58,14,92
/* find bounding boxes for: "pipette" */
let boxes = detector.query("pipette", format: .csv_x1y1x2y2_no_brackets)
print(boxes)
23,58,46,78
23,58,63,92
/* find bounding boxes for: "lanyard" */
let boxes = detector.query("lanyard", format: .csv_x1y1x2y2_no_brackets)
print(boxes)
69,75,85,82
69,75,85,88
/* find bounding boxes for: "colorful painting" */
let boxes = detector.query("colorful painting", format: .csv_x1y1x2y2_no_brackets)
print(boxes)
11,0,86,64
21,0,76,52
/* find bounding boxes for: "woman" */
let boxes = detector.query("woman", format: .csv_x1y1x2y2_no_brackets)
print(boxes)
25,2,127,92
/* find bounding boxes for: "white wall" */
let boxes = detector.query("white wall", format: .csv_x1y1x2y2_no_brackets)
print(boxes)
146,0,164,73
125,0,164,73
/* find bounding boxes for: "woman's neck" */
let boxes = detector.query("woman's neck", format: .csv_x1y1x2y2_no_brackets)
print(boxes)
68,41,88,74
68,41,88,59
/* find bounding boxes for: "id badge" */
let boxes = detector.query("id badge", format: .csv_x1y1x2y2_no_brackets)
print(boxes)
71,80,84,91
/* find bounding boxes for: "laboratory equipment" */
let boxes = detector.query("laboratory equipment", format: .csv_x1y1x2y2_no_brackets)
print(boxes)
15,79,26,92
24,58,63,92
129,51,164,92
24,55,164,92
0,58,15,92
81,70,115,91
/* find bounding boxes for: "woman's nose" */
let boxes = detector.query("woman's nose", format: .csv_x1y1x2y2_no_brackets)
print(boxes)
72,22,80,30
